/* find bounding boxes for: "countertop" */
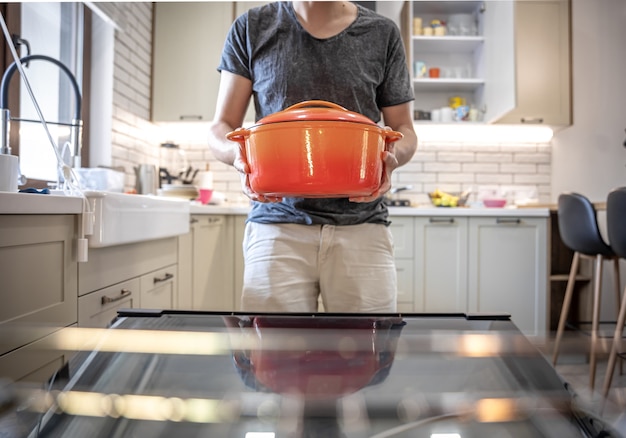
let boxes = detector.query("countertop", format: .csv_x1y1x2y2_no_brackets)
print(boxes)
0,192,550,218
0,191,84,214
190,202,550,217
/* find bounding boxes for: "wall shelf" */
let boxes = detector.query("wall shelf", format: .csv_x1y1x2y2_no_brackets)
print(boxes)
413,78,484,92
412,36,484,52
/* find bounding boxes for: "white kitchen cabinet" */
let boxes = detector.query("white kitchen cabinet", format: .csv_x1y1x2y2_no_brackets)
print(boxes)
152,2,263,123
188,215,236,310
152,2,233,122
414,216,469,312
468,216,548,337
409,0,570,126
177,228,193,309
140,264,177,309
78,278,139,328
389,213,548,336
0,327,77,385
494,0,571,125
0,214,78,384
389,217,415,310
78,237,179,327
178,214,244,312
233,215,246,311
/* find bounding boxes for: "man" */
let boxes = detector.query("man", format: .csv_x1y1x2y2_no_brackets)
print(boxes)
208,1,417,313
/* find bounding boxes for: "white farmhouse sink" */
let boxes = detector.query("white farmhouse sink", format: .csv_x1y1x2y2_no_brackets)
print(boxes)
85,191,190,248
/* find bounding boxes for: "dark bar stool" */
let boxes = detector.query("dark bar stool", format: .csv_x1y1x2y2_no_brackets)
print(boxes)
602,187,626,398
552,192,621,391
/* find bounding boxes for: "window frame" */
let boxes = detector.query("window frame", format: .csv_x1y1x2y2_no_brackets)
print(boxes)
0,2,92,189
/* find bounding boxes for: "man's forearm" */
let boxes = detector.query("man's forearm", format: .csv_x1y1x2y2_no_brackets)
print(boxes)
208,121,237,166
393,123,418,167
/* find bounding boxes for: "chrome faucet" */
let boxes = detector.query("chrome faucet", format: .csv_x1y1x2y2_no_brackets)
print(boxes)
0,54,83,168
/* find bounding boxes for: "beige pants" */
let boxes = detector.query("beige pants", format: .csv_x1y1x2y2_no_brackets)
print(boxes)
241,222,397,313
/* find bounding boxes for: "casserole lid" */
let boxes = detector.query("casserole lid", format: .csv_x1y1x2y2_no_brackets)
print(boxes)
257,100,378,126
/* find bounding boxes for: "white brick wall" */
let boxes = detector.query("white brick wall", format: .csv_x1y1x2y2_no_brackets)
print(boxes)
108,3,552,205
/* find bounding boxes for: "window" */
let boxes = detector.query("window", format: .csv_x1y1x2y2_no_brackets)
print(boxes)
1,2,90,186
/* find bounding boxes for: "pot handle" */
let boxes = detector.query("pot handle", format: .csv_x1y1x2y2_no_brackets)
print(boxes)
283,100,349,112
384,130,403,150
225,127,250,143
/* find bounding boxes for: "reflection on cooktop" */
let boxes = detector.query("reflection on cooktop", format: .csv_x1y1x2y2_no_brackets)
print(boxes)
4,311,621,437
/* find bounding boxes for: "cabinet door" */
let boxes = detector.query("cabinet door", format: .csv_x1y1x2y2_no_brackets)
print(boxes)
0,327,76,386
140,264,177,310
495,0,571,125
233,215,247,311
414,216,468,312
389,217,415,308
467,217,548,337
192,215,235,310
0,215,77,355
152,2,233,121
177,226,193,310
481,0,515,122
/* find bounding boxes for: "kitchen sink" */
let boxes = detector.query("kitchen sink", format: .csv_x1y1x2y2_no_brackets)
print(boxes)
85,191,190,248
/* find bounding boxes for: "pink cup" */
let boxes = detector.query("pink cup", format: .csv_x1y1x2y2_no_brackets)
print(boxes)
198,188,213,204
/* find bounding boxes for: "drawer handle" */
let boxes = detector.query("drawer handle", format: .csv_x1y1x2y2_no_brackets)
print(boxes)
179,115,203,120
154,273,174,284
429,218,454,224
496,218,521,224
101,289,132,305
190,217,199,224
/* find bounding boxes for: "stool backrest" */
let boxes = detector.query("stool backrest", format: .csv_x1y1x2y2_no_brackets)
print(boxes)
607,187,626,259
557,192,614,257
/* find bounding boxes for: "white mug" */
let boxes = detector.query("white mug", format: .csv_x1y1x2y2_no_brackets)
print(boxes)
0,154,18,192
440,107,454,123
431,109,441,123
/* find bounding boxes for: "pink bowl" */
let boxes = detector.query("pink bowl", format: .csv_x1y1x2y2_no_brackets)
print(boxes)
483,198,507,208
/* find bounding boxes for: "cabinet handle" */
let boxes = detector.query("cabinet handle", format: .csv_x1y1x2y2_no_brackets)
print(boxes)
207,217,222,224
429,218,454,224
190,217,199,224
154,272,174,284
179,115,203,120
496,218,521,224
101,289,132,305
520,117,544,124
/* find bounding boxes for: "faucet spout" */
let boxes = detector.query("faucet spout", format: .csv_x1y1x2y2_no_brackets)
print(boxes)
0,54,82,166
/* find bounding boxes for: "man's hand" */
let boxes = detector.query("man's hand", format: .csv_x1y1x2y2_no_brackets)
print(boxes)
233,141,282,203
349,144,398,203
349,127,401,203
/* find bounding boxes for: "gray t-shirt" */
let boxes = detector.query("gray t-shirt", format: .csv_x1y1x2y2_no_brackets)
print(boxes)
218,1,413,225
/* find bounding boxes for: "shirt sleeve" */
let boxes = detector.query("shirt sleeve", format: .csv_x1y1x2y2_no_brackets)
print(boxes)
218,14,252,80
376,25,413,109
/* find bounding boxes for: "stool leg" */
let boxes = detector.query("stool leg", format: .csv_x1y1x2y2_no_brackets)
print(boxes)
589,254,604,392
613,258,622,311
553,252,580,366
612,258,623,376
602,284,626,398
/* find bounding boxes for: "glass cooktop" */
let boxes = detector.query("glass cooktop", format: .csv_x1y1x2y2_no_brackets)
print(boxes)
15,311,621,437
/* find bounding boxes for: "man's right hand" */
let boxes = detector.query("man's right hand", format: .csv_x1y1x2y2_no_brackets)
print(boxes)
233,140,282,203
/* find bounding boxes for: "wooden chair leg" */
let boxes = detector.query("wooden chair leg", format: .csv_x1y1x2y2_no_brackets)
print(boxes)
589,254,604,392
613,258,623,376
613,258,621,311
603,284,626,398
553,252,580,366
